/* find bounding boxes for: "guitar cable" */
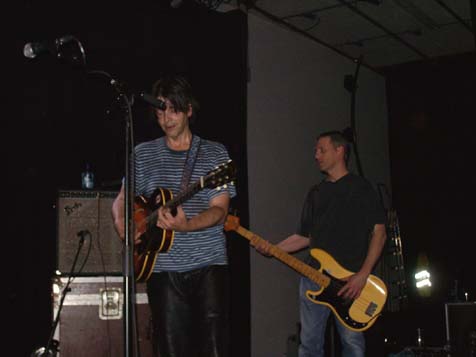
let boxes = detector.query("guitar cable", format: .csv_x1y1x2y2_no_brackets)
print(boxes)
36,230,91,356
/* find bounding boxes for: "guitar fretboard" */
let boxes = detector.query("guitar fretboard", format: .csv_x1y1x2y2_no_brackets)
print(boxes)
164,180,203,211
236,226,330,288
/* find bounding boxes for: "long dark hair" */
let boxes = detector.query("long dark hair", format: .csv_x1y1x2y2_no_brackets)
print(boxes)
151,74,200,124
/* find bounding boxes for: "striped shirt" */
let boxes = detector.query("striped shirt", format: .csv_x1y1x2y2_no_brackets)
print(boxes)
134,135,236,272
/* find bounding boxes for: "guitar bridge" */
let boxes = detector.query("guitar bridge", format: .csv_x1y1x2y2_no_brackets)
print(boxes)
365,302,378,317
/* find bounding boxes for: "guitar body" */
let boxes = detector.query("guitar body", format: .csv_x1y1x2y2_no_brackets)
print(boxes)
305,248,387,331
133,187,175,282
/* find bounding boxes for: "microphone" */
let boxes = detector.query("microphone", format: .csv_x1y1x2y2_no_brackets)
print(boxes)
139,92,167,110
23,35,75,59
105,77,166,110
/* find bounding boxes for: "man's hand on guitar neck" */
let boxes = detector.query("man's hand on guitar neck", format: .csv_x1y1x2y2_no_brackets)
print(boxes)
252,234,310,257
252,240,273,257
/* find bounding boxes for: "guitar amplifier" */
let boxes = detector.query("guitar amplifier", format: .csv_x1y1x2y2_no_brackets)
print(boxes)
52,276,154,357
445,302,476,356
57,190,123,275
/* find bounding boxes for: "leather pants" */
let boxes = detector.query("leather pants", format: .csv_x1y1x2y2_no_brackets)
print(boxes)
146,265,230,357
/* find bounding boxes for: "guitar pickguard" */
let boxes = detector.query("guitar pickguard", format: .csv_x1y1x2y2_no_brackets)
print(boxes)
305,270,369,330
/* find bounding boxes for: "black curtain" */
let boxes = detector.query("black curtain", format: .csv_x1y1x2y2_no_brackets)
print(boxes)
11,2,249,356
383,52,476,349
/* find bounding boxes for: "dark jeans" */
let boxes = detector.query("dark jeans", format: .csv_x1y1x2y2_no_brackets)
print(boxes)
146,265,230,357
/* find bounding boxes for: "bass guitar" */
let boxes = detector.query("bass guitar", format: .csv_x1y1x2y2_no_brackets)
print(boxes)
133,160,236,282
224,214,387,332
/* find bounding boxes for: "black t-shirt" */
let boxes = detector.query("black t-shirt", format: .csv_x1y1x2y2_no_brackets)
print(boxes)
298,173,386,272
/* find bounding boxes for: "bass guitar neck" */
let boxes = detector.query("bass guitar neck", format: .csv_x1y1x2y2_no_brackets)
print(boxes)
232,224,330,288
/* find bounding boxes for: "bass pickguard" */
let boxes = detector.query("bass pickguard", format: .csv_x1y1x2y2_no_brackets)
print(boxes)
305,270,370,330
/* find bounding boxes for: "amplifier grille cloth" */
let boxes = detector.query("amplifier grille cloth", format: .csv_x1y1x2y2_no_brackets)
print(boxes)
57,190,122,275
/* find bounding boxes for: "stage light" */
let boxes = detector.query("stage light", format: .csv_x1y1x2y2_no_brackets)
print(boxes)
416,279,432,288
415,269,432,289
414,252,432,297
415,270,430,280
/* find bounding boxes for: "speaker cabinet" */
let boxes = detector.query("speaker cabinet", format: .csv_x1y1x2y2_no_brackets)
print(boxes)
52,276,154,356
445,302,476,356
57,190,122,275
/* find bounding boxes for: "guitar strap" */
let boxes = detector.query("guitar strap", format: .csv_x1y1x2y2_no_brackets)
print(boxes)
180,135,201,191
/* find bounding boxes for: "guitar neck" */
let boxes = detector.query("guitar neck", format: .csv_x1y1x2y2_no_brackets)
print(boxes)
235,226,330,287
165,180,202,211
143,161,235,226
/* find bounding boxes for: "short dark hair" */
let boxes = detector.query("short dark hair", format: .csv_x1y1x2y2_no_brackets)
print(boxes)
317,130,352,162
151,74,200,123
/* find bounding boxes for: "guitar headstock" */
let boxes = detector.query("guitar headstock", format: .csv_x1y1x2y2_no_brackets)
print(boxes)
224,214,240,232
204,160,237,190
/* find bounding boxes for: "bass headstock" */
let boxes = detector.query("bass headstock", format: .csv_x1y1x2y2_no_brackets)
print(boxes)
224,214,240,232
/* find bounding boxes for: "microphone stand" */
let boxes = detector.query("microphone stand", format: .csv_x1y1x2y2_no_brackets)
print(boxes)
109,77,139,357
344,55,365,177
88,71,141,357
87,70,162,357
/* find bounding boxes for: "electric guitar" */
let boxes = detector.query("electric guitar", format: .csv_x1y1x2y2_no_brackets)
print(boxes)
133,160,236,282
224,215,387,332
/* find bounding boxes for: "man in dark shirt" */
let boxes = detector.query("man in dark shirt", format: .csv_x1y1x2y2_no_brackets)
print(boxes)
255,130,386,357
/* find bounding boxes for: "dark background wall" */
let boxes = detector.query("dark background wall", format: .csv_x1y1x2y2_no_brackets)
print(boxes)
10,2,249,356
382,52,476,349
